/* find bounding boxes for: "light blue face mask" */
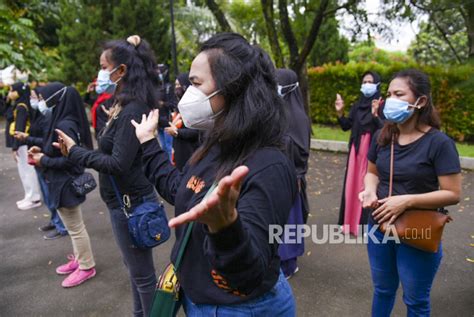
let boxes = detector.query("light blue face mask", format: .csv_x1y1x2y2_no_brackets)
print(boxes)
30,98,39,110
38,87,67,115
383,97,420,124
96,66,120,94
277,82,299,97
360,83,378,97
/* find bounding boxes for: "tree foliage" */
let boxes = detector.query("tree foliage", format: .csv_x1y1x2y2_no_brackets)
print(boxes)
0,1,55,77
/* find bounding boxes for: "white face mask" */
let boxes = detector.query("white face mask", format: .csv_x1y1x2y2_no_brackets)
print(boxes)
177,86,221,130
30,98,39,110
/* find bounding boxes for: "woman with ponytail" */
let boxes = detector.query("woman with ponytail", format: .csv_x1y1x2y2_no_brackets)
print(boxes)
56,35,161,316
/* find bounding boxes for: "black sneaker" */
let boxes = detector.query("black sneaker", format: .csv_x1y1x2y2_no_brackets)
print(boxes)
38,223,55,232
43,230,66,240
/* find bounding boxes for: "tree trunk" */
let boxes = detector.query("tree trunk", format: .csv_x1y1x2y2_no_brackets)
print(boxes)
261,0,285,67
465,2,474,63
206,0,232,32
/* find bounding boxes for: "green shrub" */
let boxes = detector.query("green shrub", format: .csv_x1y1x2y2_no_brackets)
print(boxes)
308,62,474,142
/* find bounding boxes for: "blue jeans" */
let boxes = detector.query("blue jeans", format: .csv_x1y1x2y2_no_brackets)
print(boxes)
183,271,296,316
36,171,67,234
367,223,443,317
158,128,173,161
108,191,159,317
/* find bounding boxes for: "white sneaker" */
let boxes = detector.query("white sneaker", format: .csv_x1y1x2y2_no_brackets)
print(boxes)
16,198,28,206
17,200,42,210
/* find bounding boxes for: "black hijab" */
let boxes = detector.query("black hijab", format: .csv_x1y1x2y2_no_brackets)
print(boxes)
350,70,382,152
176,72,191,101
11,82,35,120
275,68,311,152
43,86,93,156
36,82,66,107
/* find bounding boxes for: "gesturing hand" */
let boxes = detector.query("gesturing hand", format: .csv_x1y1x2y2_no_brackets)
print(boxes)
165,122,178,137
372,97,382,117
131,109,159,144
53,129,76,157
168,166,250,233
335,93,344,112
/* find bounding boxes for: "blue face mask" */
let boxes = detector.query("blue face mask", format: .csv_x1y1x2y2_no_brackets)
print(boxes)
96,66,120,94
360,83,378,97
383,97,420,124
277,82,299,97
38,87,67,115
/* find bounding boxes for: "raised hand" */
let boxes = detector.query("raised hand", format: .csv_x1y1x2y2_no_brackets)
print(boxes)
168,165,250,233
335,93,344,115
131,109,159,144
372,97,382,117
53,129,76,157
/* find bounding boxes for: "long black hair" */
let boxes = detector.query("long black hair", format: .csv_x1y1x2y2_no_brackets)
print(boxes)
102,36,160,109
190,32,288,179
378,68,440,146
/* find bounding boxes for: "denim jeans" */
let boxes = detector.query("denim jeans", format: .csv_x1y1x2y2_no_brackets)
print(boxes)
183,271,296,316
367,223,443,317
107,191,159,317
158,128,173,161
36,171,67,234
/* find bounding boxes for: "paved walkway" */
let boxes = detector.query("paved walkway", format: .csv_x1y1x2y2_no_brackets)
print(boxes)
1,119,473,316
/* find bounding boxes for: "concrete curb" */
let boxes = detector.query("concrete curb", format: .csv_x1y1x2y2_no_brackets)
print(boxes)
311,138,474,171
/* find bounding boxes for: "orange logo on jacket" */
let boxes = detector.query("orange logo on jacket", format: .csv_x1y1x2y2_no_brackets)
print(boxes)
186,176,205,194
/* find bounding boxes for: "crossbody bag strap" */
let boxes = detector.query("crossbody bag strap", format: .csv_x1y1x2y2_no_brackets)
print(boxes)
389,134,395,198
174,181,218,272
108,175,131,217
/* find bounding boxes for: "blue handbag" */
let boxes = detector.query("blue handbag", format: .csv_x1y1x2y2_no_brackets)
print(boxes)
109,176,170,249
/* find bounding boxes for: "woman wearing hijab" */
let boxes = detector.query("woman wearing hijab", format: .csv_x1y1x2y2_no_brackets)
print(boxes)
165,72,201,171
29,85,96,288
14,82,68,239
7,82,42,210
335,71,383,236
275,68,311,279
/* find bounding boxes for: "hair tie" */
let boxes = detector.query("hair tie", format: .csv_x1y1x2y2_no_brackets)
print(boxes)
127,35,141,48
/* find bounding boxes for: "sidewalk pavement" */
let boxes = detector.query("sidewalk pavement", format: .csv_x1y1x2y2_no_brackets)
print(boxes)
1,119,473,316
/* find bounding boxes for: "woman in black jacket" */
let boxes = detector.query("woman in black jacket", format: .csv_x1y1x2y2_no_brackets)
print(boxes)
132,33,297,315
55,35,162,317
8,82,42,210
276,68,311,279
13,83,68,239
29,85,96,288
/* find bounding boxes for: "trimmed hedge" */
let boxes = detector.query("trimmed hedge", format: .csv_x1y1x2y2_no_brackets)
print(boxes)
308,61,474,142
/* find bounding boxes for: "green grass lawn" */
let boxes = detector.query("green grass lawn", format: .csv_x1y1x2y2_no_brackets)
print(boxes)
312,124,474,158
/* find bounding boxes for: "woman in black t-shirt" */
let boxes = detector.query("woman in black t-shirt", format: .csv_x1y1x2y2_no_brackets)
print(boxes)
359,69,461,316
